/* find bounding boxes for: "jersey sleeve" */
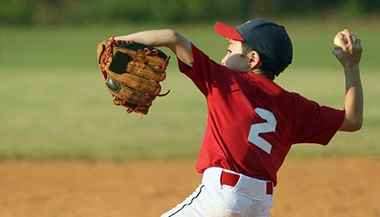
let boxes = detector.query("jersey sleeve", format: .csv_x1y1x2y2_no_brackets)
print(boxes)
177,43,226,96
293,93,345,145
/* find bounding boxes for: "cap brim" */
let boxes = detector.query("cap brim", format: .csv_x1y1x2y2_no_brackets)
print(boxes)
214,22,244,41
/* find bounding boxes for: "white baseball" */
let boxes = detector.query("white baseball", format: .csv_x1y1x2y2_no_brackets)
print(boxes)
334,31,357,47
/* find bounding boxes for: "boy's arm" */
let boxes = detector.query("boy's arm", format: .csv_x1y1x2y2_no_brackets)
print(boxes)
114,29,193,67
333,29,363,132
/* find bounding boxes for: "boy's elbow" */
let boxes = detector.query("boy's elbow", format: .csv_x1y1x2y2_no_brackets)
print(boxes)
340,117,363,132
351,114,363,131
161,29,179,47
349,121,362,132
346,120,363,132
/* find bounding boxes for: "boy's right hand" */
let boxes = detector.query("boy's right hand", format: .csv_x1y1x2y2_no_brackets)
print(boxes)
332,29,362,69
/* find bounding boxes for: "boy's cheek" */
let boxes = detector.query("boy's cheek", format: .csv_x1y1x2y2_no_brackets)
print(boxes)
225,54,249,71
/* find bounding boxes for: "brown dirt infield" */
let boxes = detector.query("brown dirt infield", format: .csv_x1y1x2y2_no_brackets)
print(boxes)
0,158,379,217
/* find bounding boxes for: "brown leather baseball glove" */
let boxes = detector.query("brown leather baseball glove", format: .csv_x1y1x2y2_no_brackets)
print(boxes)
97,37,170,116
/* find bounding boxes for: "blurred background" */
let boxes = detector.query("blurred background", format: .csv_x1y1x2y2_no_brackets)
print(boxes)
1,0,379,25
0,0,379,161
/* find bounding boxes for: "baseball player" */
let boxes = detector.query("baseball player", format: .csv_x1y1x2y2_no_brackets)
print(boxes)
115,18,363,216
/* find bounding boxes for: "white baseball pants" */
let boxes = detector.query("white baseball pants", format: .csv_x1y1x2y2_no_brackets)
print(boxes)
161,167,274,217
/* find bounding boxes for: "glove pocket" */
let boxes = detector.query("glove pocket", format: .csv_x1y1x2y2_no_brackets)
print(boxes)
106,68,161,96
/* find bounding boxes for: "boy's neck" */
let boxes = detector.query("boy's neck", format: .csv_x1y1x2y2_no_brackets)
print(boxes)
251,69,274,80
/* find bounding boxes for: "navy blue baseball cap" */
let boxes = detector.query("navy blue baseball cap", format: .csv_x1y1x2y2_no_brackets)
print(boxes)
215,18,293,76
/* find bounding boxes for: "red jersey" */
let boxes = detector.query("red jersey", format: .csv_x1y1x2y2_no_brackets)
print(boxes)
178,44,345,185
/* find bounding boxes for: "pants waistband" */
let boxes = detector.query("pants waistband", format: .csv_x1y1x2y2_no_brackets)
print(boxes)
202,167,273,200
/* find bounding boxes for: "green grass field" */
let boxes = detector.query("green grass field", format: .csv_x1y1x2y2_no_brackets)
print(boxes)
1,19,379,161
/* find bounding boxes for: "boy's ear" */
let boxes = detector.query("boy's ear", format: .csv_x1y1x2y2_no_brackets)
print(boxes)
249,51,261,69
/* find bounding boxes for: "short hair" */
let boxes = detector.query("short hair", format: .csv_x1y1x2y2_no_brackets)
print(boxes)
241,41,275,80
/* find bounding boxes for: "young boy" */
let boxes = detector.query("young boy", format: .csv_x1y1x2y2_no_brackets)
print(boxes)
115,18,363,217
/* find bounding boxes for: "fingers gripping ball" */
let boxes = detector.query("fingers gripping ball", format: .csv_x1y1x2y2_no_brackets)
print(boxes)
97,37,170,116
334,30,357,48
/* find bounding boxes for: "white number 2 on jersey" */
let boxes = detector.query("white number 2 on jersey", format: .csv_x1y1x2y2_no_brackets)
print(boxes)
247,108,277,154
